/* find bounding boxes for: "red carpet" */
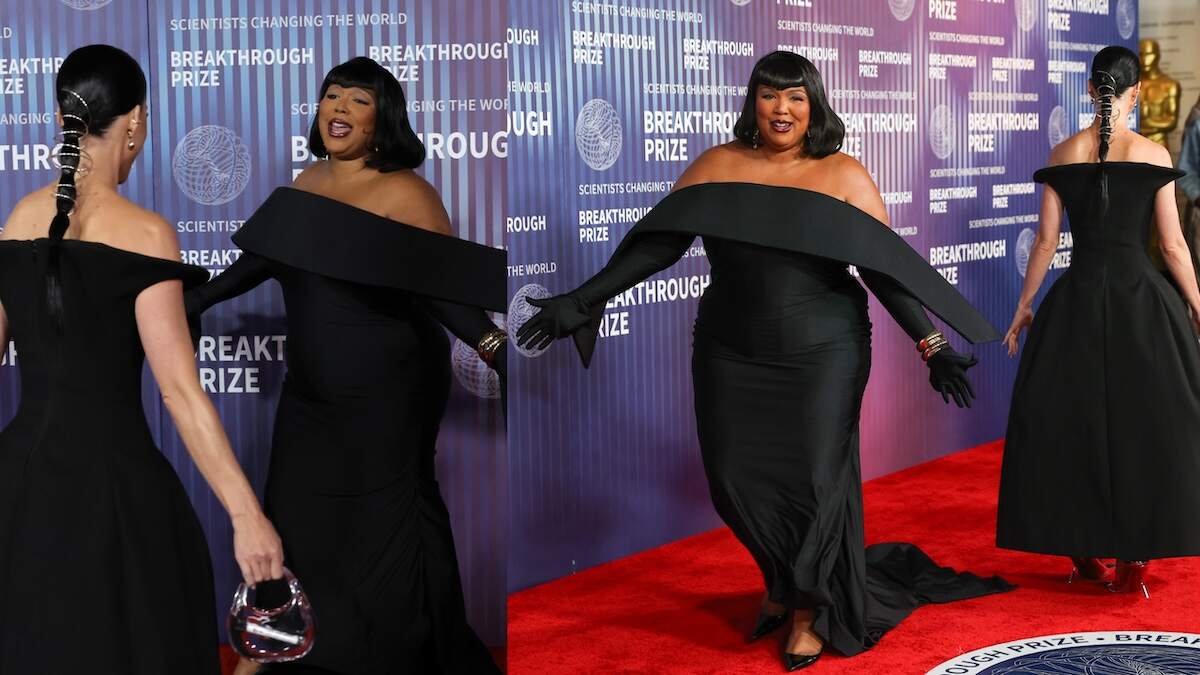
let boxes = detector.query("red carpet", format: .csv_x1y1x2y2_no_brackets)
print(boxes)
507,441,1200,674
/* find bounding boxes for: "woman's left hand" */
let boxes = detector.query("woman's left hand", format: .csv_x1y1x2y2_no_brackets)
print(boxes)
927,349,978,408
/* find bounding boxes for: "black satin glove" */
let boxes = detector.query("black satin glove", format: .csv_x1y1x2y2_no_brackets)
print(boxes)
492,344,507,380
515,232,693,356
514,294,592,352
927,348,978,408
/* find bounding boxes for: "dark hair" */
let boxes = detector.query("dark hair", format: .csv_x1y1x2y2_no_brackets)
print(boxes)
48,44,147,329
307,57,425,171
1091,45,1139,163
733,51,844,158
1089,45,1138,214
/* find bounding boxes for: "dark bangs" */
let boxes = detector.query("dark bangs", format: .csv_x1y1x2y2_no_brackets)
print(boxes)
308,56,425,171
733,50,845,158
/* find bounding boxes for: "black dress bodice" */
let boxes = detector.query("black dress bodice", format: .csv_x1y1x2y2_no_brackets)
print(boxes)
0,239,208,458
696,237,869,357
1034,161,1183,272
274,264,448,399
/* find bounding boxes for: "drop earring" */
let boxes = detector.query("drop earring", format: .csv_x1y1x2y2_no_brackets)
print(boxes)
751,128,761,147
127,130,135,150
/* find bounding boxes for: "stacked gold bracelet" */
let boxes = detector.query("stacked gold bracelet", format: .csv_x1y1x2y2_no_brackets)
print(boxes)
476,328,507,368
917,330,948,362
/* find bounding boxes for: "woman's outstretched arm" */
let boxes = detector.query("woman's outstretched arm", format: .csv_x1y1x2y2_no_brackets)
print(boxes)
514,232,693,353
842,156,979,407
184,252,273,316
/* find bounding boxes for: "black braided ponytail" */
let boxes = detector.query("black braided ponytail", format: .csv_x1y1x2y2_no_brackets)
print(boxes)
46,45,147,330
1089,46,1139,216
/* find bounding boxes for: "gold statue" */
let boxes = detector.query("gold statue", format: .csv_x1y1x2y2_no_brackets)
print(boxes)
1138,39,1181,149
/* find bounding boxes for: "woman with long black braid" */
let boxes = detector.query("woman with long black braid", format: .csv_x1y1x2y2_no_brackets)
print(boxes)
0,45,282,673
998,45,1200,597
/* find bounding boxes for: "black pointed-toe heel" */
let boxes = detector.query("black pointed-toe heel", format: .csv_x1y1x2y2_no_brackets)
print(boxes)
747,611,789,642
783,648,822,671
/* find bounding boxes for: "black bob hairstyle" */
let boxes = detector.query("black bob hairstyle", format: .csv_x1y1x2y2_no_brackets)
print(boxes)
308,56,425,171
733,50,845,158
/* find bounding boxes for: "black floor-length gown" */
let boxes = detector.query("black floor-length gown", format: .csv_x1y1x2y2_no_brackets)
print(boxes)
186,188,503,674
998,162,1200,560
561,183,1012,655
0,239,219,673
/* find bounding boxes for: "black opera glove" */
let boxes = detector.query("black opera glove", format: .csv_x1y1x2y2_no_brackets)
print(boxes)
927,348,978,408
491,345,507,380
514,294,592,352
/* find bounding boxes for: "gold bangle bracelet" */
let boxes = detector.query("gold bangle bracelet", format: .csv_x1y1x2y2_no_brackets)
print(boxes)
922,343,948,362
917,330,946,352
476,329,507,367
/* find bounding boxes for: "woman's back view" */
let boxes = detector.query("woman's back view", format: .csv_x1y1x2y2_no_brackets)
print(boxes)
0,240,220,672
998,45,1200,595
0,44,283,673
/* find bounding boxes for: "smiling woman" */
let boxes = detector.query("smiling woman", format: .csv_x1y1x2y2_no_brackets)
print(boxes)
515,49,1010,671
185,55,505,675
307,56,424,172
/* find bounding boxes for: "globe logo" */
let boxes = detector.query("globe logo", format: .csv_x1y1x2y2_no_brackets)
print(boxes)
451,327,503,399
928,104,955,160
575,98,623,172
1015,0,1037,32
508,283,554,358
926,632,1200,675
1015,228,1036,277
1116,0,1136,40
1048,106,1069,147
60,0,113,9
172,125,252,206
888,0,916,22
730,0,752,5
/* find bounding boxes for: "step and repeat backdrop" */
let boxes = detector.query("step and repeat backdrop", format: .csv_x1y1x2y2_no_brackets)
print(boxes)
507,0,1137,589
0,0,506,647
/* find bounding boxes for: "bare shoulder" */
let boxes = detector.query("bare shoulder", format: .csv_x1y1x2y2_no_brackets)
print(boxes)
115,204,182,262
820,152,876,191
379,171,452,235
292,161,328,190
1047,132,1088,166
673,142,744,190
1128,135,1172,167
1,185,56,240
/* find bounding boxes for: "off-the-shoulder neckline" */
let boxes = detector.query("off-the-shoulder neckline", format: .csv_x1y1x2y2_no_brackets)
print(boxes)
272,186,459,238
0,237,207,271
665,181,883,224
1037,161,1181,171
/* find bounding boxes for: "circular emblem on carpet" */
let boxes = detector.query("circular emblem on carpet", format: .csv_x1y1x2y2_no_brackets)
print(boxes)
927,632,1200,674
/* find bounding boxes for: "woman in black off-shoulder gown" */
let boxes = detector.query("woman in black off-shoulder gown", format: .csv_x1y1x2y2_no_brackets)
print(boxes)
187,57,505,675
998,47,1200,596
1,45,284,675
518,52,1012,670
